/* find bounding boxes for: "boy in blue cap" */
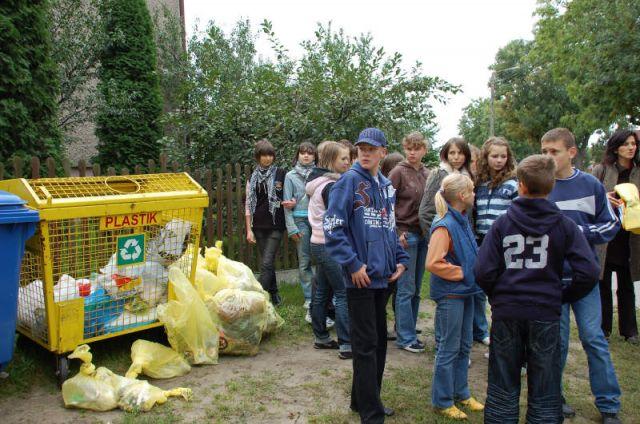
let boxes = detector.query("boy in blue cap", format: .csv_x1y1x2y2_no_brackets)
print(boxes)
324,128,409,423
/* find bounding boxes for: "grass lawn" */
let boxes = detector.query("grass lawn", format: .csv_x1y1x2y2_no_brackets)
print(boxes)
1,278,638,423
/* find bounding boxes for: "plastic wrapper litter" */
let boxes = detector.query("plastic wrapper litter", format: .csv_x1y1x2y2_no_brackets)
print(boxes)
157,267,219,364
126,339,191,379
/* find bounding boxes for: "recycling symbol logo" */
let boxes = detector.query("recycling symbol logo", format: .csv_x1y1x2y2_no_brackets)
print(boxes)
120,238,142,261
116,233,145,266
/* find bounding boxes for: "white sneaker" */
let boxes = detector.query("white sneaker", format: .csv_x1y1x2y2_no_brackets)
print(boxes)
326,317,335,329
303,300,311,310
468,358,472,368
305,310,312,324
481,337,490,346
484,352,490,359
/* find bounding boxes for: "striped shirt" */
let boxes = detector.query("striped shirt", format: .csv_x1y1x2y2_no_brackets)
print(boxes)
474,179,518,236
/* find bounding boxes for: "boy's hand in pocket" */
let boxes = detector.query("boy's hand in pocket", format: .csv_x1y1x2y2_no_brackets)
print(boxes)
388,264,406,283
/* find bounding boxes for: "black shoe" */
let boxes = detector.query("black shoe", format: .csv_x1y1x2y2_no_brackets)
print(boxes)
314,340,339,350
338,351,353,360
416,329,423,334
562,400,576,418
601,412,622,424
401,341,425,353
271,293,282,306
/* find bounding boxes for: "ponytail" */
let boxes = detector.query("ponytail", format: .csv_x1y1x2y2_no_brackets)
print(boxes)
435,174,474,218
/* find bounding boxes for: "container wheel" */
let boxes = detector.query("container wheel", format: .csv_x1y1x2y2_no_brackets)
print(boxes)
55,355,69,387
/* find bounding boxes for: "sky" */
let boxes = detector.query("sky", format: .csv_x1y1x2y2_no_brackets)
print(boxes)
184,0,538,145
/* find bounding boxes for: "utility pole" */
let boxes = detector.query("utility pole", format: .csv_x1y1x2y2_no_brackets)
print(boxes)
489,72,495,137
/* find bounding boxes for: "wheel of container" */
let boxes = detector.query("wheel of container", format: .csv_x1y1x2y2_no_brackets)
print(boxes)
55,355,69,387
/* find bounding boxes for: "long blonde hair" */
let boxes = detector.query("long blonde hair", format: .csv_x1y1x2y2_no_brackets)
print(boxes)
434,174,474,217
318,141,349,173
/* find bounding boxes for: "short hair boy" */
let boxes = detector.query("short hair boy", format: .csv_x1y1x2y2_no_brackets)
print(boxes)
541,128,622,423
475,154,599,423
324,127,409,422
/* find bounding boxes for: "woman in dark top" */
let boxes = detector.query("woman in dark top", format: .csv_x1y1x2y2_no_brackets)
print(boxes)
245,139,286,305
592,129,640,343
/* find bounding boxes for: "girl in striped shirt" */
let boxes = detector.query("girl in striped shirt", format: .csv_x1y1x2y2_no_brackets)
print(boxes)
473,136,518,345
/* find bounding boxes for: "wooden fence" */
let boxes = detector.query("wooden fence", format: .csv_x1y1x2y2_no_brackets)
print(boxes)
0,154,299,272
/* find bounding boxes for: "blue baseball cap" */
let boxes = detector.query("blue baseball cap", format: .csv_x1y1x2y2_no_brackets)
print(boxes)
355,128,387,148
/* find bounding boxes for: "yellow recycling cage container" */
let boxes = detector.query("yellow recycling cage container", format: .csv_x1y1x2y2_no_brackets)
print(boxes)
0,173,208,382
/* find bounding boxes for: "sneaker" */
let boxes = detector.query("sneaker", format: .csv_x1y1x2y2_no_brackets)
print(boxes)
457,397,484,412
305,310,312,324
484,352,489,359
303,300,311,309
602,412,622,424
561,397,576,418
314,340,339,350
326,317,335,329
401,342,425,353
416,329,423,334
271,293,282,306
435,405,467,420
481,336,490,346
338,351,353,360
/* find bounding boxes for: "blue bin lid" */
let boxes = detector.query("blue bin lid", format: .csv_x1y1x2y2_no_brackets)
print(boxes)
0,191,39,224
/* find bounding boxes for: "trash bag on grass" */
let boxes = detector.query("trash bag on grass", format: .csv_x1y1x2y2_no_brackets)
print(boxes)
117,381,192,412
157,267,219,364
194,268,228,300
126,340,191,379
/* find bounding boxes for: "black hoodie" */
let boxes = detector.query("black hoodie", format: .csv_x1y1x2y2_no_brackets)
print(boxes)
474,197,599,321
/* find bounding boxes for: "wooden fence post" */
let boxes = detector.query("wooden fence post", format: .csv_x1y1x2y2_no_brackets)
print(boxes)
46,157,56,177
78,159,87,177
121,167,129,175
159,153,168,173
0,163,4,180
31,157,40,179
134,165,142,175
13,157,23,178
225,164,234,259
205,169,214,247
147,159,156,174
216,168,223,242
93,163,101,177
62,158,72,176
235,163,245,264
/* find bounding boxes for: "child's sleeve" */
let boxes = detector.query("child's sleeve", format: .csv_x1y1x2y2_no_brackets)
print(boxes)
562,220,601,303
283,174,299,236
426,227,463,281
245,181,251,216
474,226,504,296
324,182,362,274
419,173,439,236
579,180,620,245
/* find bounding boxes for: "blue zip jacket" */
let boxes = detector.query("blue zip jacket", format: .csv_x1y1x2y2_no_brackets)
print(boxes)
324,162,409,289
429,206,482,300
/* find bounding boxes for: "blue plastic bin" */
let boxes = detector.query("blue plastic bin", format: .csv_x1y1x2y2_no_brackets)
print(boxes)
0,191,39,372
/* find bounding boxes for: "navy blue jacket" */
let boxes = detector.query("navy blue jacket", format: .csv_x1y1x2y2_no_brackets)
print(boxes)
324,162,409,289
429,206,482,300
474,197,599,321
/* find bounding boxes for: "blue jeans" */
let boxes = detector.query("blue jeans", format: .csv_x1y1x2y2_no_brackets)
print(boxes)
560,285,621,413
294,217,313,302
310,243,351,352
395,232,426,347
485,320,563,424
473,292,490,341
432,296,474,408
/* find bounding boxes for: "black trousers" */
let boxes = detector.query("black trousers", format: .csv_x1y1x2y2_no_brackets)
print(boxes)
254,228,283,296
600,262,638,338
347,287,388,424
485,320,563,424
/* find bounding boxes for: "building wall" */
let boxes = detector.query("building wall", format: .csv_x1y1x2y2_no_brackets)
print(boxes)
64,0,183,164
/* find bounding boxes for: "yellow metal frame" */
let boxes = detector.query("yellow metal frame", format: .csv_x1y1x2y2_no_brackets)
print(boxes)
0,173,208,354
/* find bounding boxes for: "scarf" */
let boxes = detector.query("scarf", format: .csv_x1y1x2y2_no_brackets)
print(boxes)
248,165,279,224
439,161,471,177
294,162,314,181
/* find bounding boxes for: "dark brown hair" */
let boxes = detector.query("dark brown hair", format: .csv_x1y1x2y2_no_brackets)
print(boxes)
291,141,318,166
254,139,276,161
517,154,556,196
603,129,639,166
380,152,405,177
541,128,576,149
439,137,473,179
475,137,517,188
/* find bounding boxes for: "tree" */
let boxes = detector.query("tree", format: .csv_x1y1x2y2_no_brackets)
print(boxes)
0,0,62,171
95,0,163,169
50,0,104,141
163,21,459,169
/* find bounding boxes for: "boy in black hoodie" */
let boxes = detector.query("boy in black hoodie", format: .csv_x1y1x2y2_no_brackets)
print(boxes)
474,155,599,424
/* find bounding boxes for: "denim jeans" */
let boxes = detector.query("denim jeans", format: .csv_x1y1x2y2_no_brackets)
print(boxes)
485,320,563,424
395,232,426,347
310,243,350,352
294,217,313,302
473,292,490,341
560,285,621,413
347,288,388,424
432,296,473,408
254,229,283,296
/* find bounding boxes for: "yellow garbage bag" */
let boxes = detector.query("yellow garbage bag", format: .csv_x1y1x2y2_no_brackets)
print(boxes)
194,267,228,300
204,240,224,273
157,267,219,364
172,243,207,270
62,345,118,411
615,183,640,234
117,380,192,412
211,289,267,356
217,255,266,293
125,340,191,379
263,301,285,334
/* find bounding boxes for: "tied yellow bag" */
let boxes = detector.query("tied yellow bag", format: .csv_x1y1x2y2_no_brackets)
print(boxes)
204,240,224,273
125,340,191,379
117,381,192,412
615,183,640,234
211,289,267,356
62,345,119,411
157,267,220,365
194,267,228,300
